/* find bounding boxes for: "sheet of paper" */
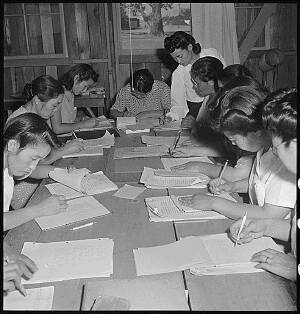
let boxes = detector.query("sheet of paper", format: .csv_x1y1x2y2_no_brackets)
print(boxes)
83,131,114,148
35,196,110,230
153,120,181,131
145,196,226,222
114,146,169,159
113,184,146,200
161,157,213,171
21,238,114,284
4,286,54,310
141,135,190,148
133,236,213,276
117,117,136,129
80,171,118,195
62,146,104,158
46,183,85,199
76,116,114,131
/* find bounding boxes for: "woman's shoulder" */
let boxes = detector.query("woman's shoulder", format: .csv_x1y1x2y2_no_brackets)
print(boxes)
153,80,170,90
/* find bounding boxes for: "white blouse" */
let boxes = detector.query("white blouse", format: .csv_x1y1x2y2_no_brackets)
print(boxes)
3,167,14,213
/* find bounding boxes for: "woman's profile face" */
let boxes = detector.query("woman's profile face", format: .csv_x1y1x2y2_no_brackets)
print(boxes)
72,78,95,95
37,94,64,119
7,141,51,179
170,45,193,66
191,75,215,97
223,131,264,153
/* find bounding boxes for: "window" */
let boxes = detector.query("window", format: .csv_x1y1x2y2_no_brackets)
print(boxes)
4,3,68,58
119,3,191,54
235,3,270,50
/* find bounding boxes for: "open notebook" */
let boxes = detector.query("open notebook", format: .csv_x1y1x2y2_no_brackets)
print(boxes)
141,135,190,148
145,194,236,222
114,146,169,159
48,168,118,195
133,234,283,276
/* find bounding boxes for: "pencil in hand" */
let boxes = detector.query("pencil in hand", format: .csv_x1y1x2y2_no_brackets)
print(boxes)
213,160,228,195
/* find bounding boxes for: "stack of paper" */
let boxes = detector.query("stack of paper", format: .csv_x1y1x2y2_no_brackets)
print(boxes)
117,117,136,129
145,195,230,222
114,146,169,159
189,233,284,276
141,135,190,148
35,196,110,230
133,234,283,276
83,130,114,148
4,286,54,310
140,167,209,189
49,168,118,195
21,238,114,283
161,157,214,171
76,115,114,131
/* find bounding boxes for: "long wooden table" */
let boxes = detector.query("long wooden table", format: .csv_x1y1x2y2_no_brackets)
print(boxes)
4,128,297,310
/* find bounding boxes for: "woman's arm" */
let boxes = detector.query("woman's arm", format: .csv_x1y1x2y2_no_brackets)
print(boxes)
29,165,56,179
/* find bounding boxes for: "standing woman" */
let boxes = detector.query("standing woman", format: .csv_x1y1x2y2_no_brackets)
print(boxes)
51,63,100,134
164,31,226,122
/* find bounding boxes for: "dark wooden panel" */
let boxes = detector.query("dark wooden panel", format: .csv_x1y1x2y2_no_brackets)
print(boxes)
3,68,13,98
63,3,79,60
22,67,35,85
15,67,25,94
90,63,110,101
33,66,46,78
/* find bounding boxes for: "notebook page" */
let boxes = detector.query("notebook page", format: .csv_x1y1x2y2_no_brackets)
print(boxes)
35,196,110,230
62,146,104,158
141,136,189,147
21,238,114,283
161,157,213,170
117,117,136,129
201,233,283,266
4,286,54,310
80,171,118,195
114,146,169,159
113,184,146,199
83,131,114,147
45,183,85,199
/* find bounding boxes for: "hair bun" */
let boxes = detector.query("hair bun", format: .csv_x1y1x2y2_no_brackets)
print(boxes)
193,42,202,54
22,83,34,101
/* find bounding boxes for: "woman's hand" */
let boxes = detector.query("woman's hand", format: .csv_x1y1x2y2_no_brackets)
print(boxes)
181,115,195,129
178,194,214,211
251,249,297,281
63,139,85,155
229,218,268,244
208,178,234,194
79,117,98,129
37,195,68,217
3,262,23,294
171,161,202,172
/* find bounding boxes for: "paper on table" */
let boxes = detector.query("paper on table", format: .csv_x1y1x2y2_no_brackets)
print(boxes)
113,184,146,200
62,145,104,158
76,116,114,131
21,238,114,284
46,182,85,199
133,236,213,276
4,286,54,310
83,131,114,148
153,120,181,131
114,146,169,159
145,195,226,222
35,196,110,230
161,157,213,171
117,117,136,129
141,135,189,148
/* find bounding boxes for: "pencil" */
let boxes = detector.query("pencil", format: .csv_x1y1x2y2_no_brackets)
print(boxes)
72,131,78,139
216,160,228,188
234,211,247,247
171,129,182,155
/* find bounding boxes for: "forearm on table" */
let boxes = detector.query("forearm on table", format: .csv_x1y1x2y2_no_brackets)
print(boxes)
230,178,249,193
29,164,56,179
264,219,291,241
51,121,85,134
4,206,38,231
211,198,289,220
38,148,62,164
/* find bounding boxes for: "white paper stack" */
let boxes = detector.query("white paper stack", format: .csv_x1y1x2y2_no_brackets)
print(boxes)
141,135,190,148
161,157,214,171
21,238,114,283
133,234,283,276
4,286,54,310
140,167,209,189
117,117,136,129
114,146,169,159
35,196,111,230
145,195,228,222
76,115,114,131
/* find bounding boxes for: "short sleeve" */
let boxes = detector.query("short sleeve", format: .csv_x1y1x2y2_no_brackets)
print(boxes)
110,86,128,112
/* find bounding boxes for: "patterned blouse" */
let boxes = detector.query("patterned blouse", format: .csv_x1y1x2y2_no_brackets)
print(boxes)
111,80,171,116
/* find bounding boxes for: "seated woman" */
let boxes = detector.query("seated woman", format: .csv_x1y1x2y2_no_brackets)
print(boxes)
110,69,171,122
230,88,297,282
4,113,68,231
178,85,296,220
51,63,100,134
164,31,226,122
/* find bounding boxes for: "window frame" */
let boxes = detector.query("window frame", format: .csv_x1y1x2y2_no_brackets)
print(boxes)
4,3,68,60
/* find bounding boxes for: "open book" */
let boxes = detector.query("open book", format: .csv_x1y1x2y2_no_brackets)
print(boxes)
48,168,118,195
145,194,235,222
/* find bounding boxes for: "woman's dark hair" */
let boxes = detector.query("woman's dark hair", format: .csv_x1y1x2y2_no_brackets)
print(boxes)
218,86,267,136
262,88,296,143
164,31,201,54
4,112,59,150
220,64,253,85
59,64,99,91
190,56,224,92
131,69,154,93
22,75,64,102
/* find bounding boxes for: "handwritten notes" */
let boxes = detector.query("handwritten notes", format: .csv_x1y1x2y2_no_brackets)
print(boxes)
21,238,114,284
161,157,213,171
114,146,169,159
113,184,146,200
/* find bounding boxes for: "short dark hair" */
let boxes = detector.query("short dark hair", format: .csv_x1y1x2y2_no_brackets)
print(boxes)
262,88,296,142
220,64,253,85
191,56,224,92
59,64,99,91
164,31,201,54
131,69,154,93
22,75,64,102
4,112,59,150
